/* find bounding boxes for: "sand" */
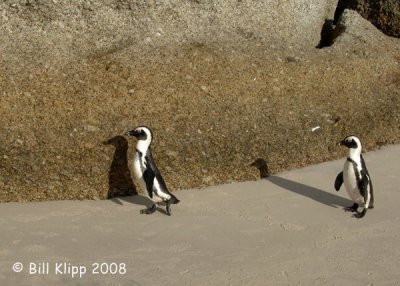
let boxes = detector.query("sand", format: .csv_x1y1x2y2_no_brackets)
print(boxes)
0,144,399,286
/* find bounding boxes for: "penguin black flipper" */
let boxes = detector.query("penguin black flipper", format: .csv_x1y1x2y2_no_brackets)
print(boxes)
357,170,369,197
360,155,370,176
145,152,180,205
361,155,374,209
141,166,158,214
353,171,370,219
334,171,343,191
142,168,155,199
145,152,168,190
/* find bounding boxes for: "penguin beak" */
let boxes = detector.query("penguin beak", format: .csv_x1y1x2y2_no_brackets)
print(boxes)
127,130,138,137
336,140,344,146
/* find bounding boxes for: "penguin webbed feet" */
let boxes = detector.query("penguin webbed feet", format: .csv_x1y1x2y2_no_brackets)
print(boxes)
139,201,176,216
166,201,172,216
164,196,178,216
140,204,157,215
344,203,358,212
353,209,367,219
344,203,367,218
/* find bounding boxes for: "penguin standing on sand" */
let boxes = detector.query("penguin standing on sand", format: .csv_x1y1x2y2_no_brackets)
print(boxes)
334,135,374,218
127,126,179,215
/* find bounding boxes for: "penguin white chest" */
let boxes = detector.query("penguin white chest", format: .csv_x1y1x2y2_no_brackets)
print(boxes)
343,161,364,204
133,153,144,179
133,152,149,197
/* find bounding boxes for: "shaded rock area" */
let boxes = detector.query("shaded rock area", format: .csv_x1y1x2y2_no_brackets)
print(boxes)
0,1,399,202
335,0,400,38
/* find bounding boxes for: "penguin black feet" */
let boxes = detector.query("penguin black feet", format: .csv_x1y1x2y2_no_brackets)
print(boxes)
140,204,156,215
353,209,367,219
344,203,367,218
166,201,172,216
344,203,358,212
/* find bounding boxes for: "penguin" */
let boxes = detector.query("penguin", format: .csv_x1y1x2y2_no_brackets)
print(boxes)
127,126,180,215
334,135,374,218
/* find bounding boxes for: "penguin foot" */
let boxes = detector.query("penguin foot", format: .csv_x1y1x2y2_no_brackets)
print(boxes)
353,209,366,219
166,201,172,216
344,203,358,212
140,204,156,215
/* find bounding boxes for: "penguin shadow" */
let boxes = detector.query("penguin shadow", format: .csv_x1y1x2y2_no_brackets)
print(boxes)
250,158,352,208
110,194,154,209
104,135,137,198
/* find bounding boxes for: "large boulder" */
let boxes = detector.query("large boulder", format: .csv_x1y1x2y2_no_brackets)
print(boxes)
0,0,338,73
335,0,400,38
0,1,399,202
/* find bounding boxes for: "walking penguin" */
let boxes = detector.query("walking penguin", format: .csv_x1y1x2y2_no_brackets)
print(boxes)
127,126,180,215
334,135,374,218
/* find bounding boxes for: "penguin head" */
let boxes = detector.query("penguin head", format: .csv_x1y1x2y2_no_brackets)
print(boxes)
336,135,361,150
104,135,128,149
127,126,153,142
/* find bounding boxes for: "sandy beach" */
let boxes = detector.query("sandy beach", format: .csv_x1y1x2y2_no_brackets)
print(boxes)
0,144,399,285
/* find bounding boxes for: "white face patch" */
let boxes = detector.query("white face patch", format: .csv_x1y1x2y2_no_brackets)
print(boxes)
348,136,361,146
135,127,153,153
345,136,362,160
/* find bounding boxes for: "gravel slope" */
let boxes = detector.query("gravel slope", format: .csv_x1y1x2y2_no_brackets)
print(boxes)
0,2,399,201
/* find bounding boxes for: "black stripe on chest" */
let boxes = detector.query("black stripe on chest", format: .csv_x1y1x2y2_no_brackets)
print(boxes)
347,157,362,183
